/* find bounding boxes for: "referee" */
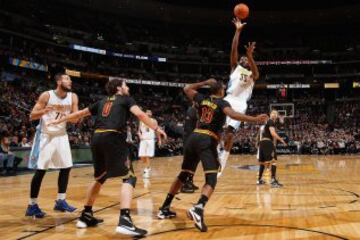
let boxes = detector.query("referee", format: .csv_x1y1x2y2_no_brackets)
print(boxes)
48,79,166,237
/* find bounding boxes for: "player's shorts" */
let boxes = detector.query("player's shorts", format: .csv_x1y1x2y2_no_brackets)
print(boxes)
257,140,275,163
224,95,248,130
182,132,220,174
91,131,132,179
29,131,72,170
138,139,155,157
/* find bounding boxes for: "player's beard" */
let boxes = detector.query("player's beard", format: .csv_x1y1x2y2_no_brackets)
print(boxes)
60,83,71,92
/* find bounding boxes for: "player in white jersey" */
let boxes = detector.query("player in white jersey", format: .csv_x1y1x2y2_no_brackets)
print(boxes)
138,110,157,178
25,73,79,218
218,18,260,177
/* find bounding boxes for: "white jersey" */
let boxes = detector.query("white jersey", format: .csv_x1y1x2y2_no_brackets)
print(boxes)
41,90,72,135
139,121,155,140
226,64,254,103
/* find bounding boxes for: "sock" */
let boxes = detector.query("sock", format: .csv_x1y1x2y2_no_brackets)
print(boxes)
258,165,265,180
84,205,92,212
221,151,230,164
120,208,130,217
161,193,175,209
271,165,277,179
196,194,209,208
29,198,37,205
57,193,66,200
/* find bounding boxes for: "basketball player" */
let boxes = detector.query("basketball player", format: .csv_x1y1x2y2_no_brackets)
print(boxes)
25,73,78,218
180,103,200,193
48,79,166,236
157,79,267,232
257,110,287,188
138,110,157,178
218,18,260,177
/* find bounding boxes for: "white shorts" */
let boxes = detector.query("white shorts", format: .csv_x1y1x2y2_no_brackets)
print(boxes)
224,95,248,130
29,131,73,170
138,139,155,157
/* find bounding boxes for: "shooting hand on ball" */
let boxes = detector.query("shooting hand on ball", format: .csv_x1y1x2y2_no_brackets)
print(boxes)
232,18,246,31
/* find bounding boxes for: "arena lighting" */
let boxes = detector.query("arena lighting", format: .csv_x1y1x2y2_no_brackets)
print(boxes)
324,83,340,89
266,84,310,89
8,57,48,72
65,69,81,77
71,44,106,55
256,60,332,65
69,44,167,62
353,82,360,88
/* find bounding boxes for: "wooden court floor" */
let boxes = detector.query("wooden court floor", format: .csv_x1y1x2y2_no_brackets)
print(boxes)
1,155,360,240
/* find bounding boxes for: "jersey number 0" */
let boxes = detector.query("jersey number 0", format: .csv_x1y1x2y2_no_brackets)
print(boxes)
102,102,113,117
200,107,214,124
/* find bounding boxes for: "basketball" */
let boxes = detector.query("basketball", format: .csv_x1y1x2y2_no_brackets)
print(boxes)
234,3,249,19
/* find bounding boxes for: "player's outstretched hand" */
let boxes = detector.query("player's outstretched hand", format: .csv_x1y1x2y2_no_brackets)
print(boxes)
256,114,269,123
232,17,246,31
156,128,167,146
245,42,256,56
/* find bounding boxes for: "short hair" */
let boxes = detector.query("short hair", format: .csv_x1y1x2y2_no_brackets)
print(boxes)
106,78,124,96
209,80,224,95
54,73,67,82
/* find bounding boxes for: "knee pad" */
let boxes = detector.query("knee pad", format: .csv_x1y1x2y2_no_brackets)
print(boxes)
205,173,217,189
123,176,137,188
96,173,107,184
178,171,192,183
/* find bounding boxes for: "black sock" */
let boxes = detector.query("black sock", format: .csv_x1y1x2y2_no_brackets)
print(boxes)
161,193,175,209
258,165,265,180
120,208,130,217
196,194,209,208
271,165,277,179
84,205,92,212
58,168,71,194
30,170,46,198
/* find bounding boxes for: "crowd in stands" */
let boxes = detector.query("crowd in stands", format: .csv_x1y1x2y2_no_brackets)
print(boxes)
1,71,359,162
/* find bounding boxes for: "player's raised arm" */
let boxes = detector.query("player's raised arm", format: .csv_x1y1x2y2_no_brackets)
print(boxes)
230,18,246,72
245,42,259,81
30,92,51,121
223,106,268,123
130,106,167,142
183,78,217,101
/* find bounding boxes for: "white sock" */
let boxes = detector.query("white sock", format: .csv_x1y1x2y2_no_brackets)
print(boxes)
221,151,230,163
29,198,37,205
57,193,66,200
